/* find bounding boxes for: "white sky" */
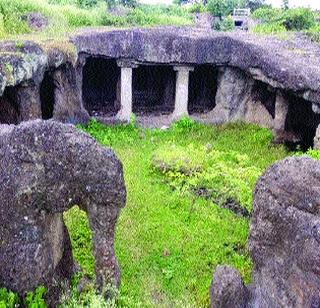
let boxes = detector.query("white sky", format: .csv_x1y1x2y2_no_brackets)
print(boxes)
141,0,320,9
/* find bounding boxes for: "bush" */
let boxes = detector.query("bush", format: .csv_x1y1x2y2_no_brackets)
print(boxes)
282,8,316,31
252,7,316,32
188,3,206,14
214,15,234,31
252,7,282,22
305,24,320,43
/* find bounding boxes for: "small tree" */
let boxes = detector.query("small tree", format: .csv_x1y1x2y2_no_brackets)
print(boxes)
207,0,228,19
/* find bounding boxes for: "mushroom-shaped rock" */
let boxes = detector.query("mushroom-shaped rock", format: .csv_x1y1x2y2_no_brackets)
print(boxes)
210,156,320,308
0,120,126,305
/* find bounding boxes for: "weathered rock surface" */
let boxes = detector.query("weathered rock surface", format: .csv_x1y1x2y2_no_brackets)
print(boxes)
212,67,254,123
210,265,248,308
72,27,320,103
52,64,90,124
0,120,126,306
23,12,48,31
210,156,320,308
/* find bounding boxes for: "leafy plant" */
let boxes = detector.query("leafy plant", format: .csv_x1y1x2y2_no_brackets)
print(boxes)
282,8,315,31
24,286,46,308
213,15,234,31
0,288,19,308
188,3,206,14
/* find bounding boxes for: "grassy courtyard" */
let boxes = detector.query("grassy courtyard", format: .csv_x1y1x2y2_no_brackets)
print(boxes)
63,119,289,307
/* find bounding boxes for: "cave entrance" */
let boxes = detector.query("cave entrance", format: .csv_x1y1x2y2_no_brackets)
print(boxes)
82,58,120,117
132,65,175,115
285,95,320,151
188,65,217,114
0,86,20,124
40,71,55,120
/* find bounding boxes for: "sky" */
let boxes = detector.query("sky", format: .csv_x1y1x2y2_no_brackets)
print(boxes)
140,0,320,9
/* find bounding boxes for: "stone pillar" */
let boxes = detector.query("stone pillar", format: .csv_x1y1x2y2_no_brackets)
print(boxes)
116,60,138,122
272,91,290,144
16,82,42,121
213,67,254,124
173,66,194,119
274,91,289,131
53,64,89,124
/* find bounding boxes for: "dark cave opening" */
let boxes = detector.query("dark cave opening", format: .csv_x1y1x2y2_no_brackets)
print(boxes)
40,71,55,120
285,95,320,151
0,86,20,124
252,81,276,118
188,65,217,114
132,65,175,115
82,57,120,117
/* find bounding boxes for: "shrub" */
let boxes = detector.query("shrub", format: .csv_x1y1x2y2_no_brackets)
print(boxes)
188,3,206,14
282,8,316,31
252,7,282,22
305,24,320,43
214,15,234,31
207,0,228,18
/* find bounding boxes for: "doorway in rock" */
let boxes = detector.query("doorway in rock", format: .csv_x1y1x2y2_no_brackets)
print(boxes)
40,71,55,120
285,95,320,150
0,86,20,124
188,65,217,114
132,65,175,115
82,57,120,117
251,80,276,119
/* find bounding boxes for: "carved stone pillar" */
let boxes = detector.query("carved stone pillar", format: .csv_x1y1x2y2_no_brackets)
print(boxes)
116,59,138,122
173,66,194,119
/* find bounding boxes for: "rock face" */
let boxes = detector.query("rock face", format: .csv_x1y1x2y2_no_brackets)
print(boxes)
52,64,90,124
210,156,320,308
24,12,48,31
72,27,320,103
0,120,126,306
212,67,254,123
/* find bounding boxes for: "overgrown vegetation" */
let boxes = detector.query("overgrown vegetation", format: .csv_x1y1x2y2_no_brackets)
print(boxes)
0,0,192,39
0,286,46,308
251,6,320,39
61,119,290,306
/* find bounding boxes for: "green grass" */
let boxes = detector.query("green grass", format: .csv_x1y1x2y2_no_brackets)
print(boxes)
63,119,289,307
0,0,192,40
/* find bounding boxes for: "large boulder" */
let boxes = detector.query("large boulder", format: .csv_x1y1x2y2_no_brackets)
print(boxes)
0,120,126,306
210,156,320,308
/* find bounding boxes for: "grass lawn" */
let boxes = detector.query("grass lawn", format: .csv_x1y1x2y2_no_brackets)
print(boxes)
63,119,289,307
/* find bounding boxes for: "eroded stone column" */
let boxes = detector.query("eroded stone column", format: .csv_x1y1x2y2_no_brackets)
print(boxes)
16,81,42,121
173,66,194,119
116,60,138,122
274,90,289,131
273,90,289,143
